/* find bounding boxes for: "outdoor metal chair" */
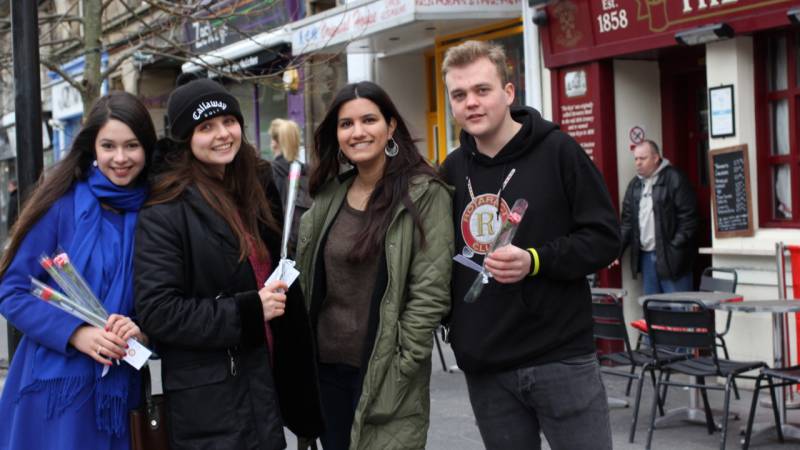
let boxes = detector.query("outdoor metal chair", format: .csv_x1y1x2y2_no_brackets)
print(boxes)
743,366,796,449
643,299,766,450
433,325,459,373
591,293,685,443
699,267,740,399
632,268,741,395
699,268,738,356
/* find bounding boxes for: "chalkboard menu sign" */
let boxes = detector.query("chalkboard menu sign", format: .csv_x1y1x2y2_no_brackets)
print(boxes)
709,145,754,238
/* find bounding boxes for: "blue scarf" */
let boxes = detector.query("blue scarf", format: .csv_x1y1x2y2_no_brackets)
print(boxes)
21,166,147,436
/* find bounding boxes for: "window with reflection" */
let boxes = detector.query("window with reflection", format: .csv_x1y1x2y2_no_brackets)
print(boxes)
757,31,799,225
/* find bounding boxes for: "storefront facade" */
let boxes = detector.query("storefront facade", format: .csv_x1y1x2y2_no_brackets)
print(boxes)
290,0,523,162
180,0,301,158
535,0,799,363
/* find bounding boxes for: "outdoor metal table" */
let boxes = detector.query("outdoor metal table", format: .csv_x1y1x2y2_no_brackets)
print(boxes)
637,290,743,306
637,291,743,428
591,288,629,408
592,287,628,298
715,300,800,446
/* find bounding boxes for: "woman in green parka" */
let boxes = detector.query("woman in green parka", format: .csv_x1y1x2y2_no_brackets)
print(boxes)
296,81,453,450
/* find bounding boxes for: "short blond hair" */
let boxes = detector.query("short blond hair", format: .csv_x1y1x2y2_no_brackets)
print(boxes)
442,40,510,86
268,118,301,161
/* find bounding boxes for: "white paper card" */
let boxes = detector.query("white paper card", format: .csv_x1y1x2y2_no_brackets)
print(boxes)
123,338,152,370
265,258,300,289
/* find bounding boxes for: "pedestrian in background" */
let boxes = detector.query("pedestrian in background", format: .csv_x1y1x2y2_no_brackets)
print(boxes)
269,118,311,257
297,80,453,450
0,92,154,450
616,139,698,294
134,77,323,450
440,40,620,450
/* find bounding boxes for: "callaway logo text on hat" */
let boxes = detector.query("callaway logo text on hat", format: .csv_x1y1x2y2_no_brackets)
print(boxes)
193,100,228,120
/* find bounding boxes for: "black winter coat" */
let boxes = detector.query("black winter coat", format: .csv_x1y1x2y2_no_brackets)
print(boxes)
134,178,323,450
620,164,698,280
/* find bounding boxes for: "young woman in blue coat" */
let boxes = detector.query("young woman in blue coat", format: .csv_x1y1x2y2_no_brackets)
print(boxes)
0,92,156,450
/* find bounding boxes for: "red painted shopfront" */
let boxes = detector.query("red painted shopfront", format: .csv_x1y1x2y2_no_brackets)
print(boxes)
536,0,798,291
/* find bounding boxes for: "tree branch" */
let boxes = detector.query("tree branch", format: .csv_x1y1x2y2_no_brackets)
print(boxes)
99,42,145,79
101,0,116,14
40,58,85,96
39,14,83,24
40,37,82,48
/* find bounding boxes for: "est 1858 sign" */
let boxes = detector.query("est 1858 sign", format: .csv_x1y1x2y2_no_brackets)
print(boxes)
541,0,795,67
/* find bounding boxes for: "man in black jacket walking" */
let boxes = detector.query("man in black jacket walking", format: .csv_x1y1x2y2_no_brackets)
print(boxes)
440,40,620,450
617,140,697,294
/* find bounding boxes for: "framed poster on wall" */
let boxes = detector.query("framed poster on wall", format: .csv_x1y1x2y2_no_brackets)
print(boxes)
709,85,735,138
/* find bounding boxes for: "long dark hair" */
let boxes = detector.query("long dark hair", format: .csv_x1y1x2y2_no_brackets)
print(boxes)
310,81,438,262
0,91,157,277
147,132,279,262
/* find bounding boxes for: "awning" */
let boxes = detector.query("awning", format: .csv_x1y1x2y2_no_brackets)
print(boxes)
290,0,521,56
181,26,293,73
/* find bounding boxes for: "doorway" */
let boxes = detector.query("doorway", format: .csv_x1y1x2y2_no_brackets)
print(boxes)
660,46,711,287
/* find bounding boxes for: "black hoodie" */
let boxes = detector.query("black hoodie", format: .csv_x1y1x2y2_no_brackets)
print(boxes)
441,106,621,374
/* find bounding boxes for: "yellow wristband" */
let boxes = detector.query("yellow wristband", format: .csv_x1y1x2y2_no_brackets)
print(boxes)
527,248,540,276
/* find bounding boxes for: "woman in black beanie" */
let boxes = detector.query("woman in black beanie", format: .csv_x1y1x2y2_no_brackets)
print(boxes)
133,77,324,449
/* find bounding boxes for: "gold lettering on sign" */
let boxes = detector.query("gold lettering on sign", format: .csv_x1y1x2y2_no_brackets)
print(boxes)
553,0,583,48
634,0,776,32
683,0,739,13
475,212,496,237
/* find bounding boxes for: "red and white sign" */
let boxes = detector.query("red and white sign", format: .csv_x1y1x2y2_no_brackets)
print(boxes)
542,0,794,67
558,65,598,160
629,125,645,150
460,194,511,255
291,0,520,54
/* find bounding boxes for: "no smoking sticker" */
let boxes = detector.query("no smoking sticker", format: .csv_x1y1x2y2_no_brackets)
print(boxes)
629,126,645,151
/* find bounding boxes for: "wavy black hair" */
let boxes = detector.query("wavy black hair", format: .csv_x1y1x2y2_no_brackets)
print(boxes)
310,81,438,261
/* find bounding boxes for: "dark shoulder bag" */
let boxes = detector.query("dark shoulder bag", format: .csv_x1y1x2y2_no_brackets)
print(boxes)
130,359,170,450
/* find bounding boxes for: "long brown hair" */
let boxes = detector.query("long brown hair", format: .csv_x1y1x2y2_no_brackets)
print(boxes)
310,81,438,262
0,92,157,277
147,134,279,261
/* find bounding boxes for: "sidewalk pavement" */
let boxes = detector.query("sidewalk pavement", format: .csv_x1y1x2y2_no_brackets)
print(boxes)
2,348,797,449
420,344,795,450
284,342,796,449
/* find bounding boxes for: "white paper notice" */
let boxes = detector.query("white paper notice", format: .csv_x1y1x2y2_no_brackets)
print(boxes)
123,338,152,370
264,258,300,289
100,338,152,377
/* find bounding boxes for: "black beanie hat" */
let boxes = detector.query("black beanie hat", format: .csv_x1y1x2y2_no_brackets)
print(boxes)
166,77,244,141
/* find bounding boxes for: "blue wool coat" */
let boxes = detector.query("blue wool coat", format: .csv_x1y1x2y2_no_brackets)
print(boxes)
0,188,139,450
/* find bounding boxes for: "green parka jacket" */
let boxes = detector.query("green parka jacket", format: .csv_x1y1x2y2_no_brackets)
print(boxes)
296,171,453,449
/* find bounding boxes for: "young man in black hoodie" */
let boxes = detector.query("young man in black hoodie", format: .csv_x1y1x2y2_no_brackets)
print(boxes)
440,40,621,449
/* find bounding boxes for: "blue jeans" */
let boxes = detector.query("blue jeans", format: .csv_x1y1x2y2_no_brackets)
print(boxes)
640,250,693,352
465,353,612,450
640,250,692,294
